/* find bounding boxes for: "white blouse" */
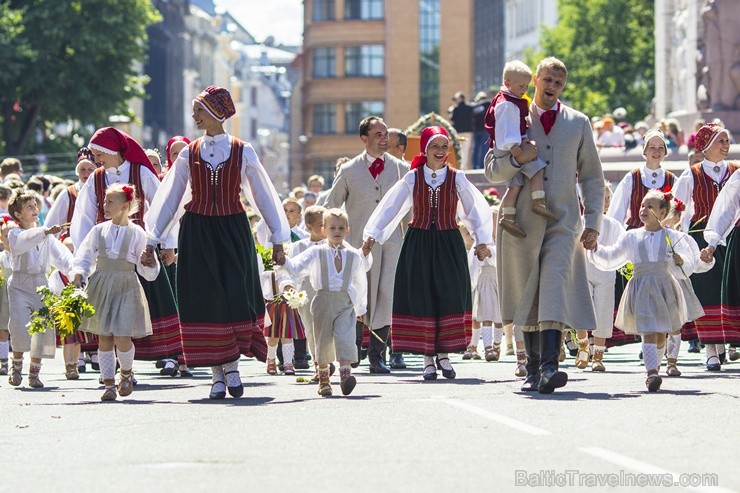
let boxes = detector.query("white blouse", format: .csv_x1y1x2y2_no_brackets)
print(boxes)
586,214,625,281
44,181,81,231
588,228,694,273
704,170,740,248
673,159,732,232
8,227,74,276
70,222,159,283
363,165,493,246
146,134,289,246
281,244,371,316
70,161,164,248
607,166,670,225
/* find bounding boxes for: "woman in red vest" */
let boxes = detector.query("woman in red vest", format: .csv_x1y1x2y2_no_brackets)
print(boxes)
363,126,492,381
675,123,739,371
144,86,288,400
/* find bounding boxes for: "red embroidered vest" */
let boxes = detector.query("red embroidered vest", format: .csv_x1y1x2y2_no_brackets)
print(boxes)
184,138,246,216
65,185,78,223
92,165,145,227
626,168,676,229
484,91,529,148
690,163,739,224
408,166,459,231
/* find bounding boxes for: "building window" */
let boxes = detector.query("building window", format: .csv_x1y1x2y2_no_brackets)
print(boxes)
312,47,336,78
312,159,338,187
344,0,383,20
419,0,440,114
344,45,384,77
313,104,336,134
344,101,384,133
250,87,258,106
312,0,335,21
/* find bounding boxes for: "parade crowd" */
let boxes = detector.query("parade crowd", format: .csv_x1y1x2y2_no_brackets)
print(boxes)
0,56,738,401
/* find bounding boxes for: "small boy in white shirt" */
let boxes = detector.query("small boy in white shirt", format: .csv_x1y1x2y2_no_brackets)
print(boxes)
281,208,371,396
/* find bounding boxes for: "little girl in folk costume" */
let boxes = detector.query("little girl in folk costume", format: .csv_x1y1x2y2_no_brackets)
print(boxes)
6,190,73,388
663,196,713,376
261,264,306,376
364,126,493,381
589,191,693,392
71,184,160,401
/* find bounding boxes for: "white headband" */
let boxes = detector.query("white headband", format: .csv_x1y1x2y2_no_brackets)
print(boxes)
425,134,449,154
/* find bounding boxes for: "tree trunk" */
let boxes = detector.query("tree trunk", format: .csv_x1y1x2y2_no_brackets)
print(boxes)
4,103,41,155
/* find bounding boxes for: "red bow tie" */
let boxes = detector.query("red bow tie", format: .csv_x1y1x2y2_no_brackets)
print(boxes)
540,102,560,135
369,157,384,179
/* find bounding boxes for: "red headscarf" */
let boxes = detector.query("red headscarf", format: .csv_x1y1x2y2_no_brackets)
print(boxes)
410,126,450,170
166,135,191,167
88,127,157,176
192,85,236,122
694,123,729,153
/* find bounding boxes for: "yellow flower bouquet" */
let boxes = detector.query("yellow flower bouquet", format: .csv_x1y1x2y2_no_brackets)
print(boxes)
27,285,95,339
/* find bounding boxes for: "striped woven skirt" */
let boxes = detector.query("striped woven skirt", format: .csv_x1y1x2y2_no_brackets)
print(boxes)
685,227,725,343
390,227,472,355
133,261,183,361
176,212,267,367
264,299,306,339
719,226,740,343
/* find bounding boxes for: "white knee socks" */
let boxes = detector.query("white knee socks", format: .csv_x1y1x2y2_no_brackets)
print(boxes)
493,327,503,345
642,343,659,373
282,343,295,366
0,340,9,361
666,334,681,360
117,347,135,372
267,343,278,360
98,350,116,383
471,327,481,347
222,359,241,387
479,326,491,347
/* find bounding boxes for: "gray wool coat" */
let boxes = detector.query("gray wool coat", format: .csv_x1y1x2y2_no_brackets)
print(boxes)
324,152,409,330
485,103,604,329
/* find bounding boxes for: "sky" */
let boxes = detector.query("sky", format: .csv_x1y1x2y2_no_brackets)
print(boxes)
213,0,304,46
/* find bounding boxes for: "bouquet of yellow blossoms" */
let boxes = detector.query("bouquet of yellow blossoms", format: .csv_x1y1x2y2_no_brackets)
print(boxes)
27,285,95,339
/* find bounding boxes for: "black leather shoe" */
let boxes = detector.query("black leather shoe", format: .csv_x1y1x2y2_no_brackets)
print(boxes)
422,365,437,381
294,359,310,370
227,384,244,398
389,353,407,369
369,360,391,374
538,368,568,394
209,381,226,400
706,357,722,372
435,357,456,379
520,373,540,392
688,339,701,353
719,351,726,365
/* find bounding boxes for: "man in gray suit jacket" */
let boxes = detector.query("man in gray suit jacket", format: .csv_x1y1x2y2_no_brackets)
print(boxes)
325,116,409,373
485,57,603,394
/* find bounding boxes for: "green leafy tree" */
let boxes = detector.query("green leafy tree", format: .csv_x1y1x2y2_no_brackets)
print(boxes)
528,0,654,121
0,0,161,155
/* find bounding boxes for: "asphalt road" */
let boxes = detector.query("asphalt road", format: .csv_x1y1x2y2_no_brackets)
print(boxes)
1,344,738,493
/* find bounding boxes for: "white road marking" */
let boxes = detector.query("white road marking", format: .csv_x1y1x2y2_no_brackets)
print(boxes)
580,447,738,493
433,397,551,436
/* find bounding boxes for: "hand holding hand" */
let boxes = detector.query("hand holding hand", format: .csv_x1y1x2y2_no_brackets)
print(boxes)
474,244,491,261
362,238,375,257
580,228,599,251
700,246,715,263
140,245,157,268
159,248,177,266
72,274,83,288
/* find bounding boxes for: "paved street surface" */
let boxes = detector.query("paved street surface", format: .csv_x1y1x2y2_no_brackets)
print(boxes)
1,345,738,493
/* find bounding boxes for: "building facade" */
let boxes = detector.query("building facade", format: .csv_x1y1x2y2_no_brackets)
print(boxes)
473,0,505,94
298,0,474,187
504,0,557,61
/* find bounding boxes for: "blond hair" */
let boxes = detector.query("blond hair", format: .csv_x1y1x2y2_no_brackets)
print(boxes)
503,60,532,81
536,56,568,77
282,196,302,211
106,183,140,217
323,207,349,227
304,205,327,226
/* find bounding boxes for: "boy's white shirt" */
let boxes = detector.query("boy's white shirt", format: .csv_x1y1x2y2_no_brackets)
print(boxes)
279,243,371,316
8,226,73,276
493,87,527,151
